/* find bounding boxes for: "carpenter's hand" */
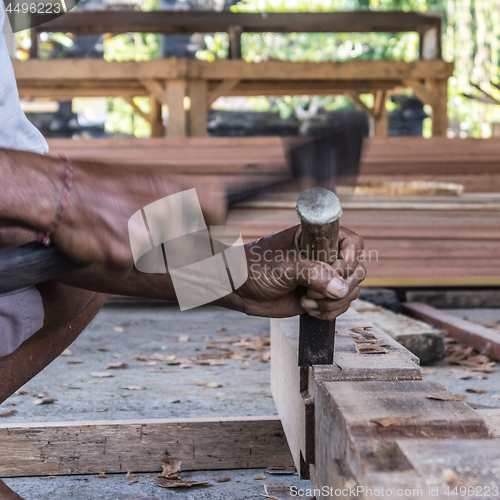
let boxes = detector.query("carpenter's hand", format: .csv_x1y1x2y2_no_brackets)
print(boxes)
229,225,365,319
53,160,226,268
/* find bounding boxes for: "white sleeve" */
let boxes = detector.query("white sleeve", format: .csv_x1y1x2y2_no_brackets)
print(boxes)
0,3,49,155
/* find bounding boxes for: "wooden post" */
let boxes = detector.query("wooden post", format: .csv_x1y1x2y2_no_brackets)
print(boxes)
166,79,187,137
30,28,39,59
187,79,208,137
228,25,243,59
429,79,448,137
373,90,388,137
149,97,164,137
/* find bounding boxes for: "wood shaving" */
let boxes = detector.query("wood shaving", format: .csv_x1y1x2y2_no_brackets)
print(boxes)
370,414,421,427
254,474,266,480
465,388,485,394
113,326,124,332
266,466,296,475
150,354,177,362
14,389,27,395
122,386,146,390
155,457,209,489
33,398,56,405
0,410,17,417
348,326,388,355
214,477,231,483
195,382,223,388
97,472,107,478
61,349,72,356
126,471,138,484
426,393,467,401
107,362,128,369
91,372,114,378
154,478,209,489
159,457,182,480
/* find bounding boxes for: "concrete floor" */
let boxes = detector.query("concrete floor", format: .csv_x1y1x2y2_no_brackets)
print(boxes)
421,308,500,409
1,302,310,499
2,302,500,498
4,469,311,500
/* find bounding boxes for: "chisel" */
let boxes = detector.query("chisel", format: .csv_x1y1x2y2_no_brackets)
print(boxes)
296,187,342,366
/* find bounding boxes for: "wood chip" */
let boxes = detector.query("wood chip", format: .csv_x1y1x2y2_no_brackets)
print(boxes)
159,457,182,480
214,477,231,483
91,372,114,378
175,336,189,342
113,327,124,332
33,398,56,405
426,393,467,401
97,472,107,478
154,478,209,489
122,386,146,390
355,343,388,354
465,388,485,394
134,354,149,361
61,349,72,356
266,466,296,475
0,410,17,417
491,395,500,400
126,471,138,484
150,354,177,362
254,474,266,480
197,352,232,360
67,360,83,365
93,408,107,413
107,362,128,369
195,382,223,388
14,389,27,395
370,414,421,427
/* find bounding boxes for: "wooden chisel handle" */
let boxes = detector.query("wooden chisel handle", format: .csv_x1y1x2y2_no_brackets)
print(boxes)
296,187,342,366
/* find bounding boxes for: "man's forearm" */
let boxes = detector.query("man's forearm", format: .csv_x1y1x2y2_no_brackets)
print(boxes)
0,148,62,232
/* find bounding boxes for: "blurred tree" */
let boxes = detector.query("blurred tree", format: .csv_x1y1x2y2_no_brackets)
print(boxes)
197,0,500,137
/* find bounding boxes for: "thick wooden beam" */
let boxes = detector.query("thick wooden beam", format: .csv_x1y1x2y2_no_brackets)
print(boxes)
187,79,208,137
0,416,292,477
402,302,500,362
166,79,187,137
271,309,421,478
12,59,454,82
271,308,493,498
149,97,164,137
29,10,442,37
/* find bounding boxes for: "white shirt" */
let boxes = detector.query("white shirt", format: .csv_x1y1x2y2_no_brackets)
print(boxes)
0,3,48,154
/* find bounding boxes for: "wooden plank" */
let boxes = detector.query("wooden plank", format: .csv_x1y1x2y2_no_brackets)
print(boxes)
0,416,292,477
29,10,442,36
402,302,500,362
12,59,453,82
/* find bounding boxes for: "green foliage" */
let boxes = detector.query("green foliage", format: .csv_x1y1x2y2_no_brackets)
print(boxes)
198,0,500,137
103,0,161,136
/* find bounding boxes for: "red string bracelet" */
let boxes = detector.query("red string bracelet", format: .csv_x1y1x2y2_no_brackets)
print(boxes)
37,154,74,246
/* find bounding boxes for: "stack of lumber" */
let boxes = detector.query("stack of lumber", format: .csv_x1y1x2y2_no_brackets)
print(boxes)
360,137,500,193
46,137,500,287
47,136,500,192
